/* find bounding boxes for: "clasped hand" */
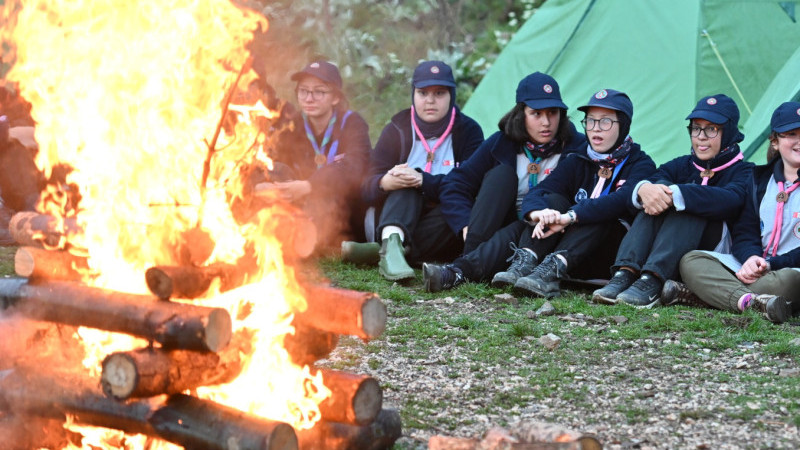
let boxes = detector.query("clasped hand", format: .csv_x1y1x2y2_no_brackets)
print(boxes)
380,164,422,191
529,208,568,239
638,183,674,215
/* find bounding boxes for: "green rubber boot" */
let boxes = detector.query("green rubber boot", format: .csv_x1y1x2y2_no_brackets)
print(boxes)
341,241,381,265
378,234,414,281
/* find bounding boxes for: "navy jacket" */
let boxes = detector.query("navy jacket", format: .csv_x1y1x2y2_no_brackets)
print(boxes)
439,123,586,233
521,142,656,224
361,108,484,206
645,154,753,219
731,158,800,270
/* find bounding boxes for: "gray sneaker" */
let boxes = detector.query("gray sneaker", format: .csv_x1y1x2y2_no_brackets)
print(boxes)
618,273,663,309
592,269,637,304
748,295,791,324
513,251,567,298
491,243,537,288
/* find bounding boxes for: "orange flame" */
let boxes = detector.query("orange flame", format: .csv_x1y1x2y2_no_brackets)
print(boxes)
1,0,330,447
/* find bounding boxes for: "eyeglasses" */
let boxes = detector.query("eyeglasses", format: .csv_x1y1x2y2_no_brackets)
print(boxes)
581,117,619,131
687,125,720,138
296,88,331,101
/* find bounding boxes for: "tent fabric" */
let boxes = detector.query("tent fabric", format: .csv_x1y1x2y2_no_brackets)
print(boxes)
463,0,800,164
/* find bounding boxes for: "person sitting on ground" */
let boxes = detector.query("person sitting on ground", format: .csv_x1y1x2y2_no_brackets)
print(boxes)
508,89,656,299
666,101,800,324
342,60,484,281
257,60,371,252
591,94,753,308
421,72,586,292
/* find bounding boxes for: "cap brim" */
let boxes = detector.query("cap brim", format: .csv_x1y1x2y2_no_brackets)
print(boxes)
523,99,568,110
774,121,800,133
291,70,339,87
686,110,728,124
414,80,456,89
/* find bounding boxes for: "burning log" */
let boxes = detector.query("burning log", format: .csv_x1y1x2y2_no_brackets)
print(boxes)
145,262,244,300
149,393,298,450
284,324,339,366
100,332,250,400
316,369,382,426
296,408,402,450
0,278,231,352
14,246,89,281
8,211,79,248
297,285,387,340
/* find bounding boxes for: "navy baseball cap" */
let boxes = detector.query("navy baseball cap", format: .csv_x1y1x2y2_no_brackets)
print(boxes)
516,72,568,110
291,61,343,90
771,101,800,133
686,94,739,125
578,89,633,120
413,61,456,89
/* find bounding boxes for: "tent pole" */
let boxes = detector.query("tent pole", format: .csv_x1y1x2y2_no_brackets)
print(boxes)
701,29,752,116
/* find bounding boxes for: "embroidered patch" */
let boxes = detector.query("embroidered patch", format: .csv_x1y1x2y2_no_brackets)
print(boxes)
794,212,800,219
310,62,320,68
793,221,800,240
574,188,588,202
543,84,553,93
443,160,451,166
595,89,608,99
707,97,717,105
544,168,552,175
797,108,800,116
430,66,440,74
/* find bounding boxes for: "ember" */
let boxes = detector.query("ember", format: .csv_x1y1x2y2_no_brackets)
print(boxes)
0,0,399,449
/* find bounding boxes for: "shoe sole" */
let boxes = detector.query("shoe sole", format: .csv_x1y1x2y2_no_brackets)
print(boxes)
490,275,517,289
591,293,619,305
379,267,415,281
422,264,440,293
767,298,791,324
513,280,559,299
619,296,661,309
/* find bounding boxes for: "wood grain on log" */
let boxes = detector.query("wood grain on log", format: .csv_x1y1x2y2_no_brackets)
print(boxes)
297,285,386,340
14,246,89,281
0,278,231,352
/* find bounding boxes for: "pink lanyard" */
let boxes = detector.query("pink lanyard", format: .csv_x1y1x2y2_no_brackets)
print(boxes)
692,151,743,185
764,180,800,257
411,107,456,173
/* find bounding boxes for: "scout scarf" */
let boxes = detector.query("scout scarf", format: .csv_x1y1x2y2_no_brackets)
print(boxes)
764,159,800,257
303,110,352,168
521,139,560,188
411,106,456,173
588,136,633,198
691,143,743,185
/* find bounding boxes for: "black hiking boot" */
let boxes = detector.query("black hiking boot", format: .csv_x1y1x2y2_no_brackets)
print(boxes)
618,273,663,308
491,243,538,288
661,280,706,308
513,251,567,298
423,263,466,293
591,269,637,305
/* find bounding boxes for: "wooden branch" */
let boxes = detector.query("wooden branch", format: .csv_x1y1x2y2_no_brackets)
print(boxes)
0,278,231,352
8,211,79,248
297,285,387,340
149,393,298,450
101,332,249,400
317,368,382,426
283,324,339,366
14,246,89,281
145,262,244,300
296,408,402,450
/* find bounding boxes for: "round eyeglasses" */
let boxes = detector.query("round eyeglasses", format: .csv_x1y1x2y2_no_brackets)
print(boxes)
687,125,720,139
581,117,619,131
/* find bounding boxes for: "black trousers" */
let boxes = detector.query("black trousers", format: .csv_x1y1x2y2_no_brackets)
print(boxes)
614,209,721,281
463,164,520,255
378,188,463,264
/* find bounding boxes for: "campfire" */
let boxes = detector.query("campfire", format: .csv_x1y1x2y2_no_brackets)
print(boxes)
0,1,399,449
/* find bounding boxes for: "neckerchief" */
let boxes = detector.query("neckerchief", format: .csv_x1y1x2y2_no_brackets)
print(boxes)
589,136,633,198
522,139,560,188
691,143,743,185
764,159,800,257
303,112,337,168
411,106,456,173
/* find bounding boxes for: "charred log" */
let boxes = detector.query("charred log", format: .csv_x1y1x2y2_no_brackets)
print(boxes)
283,324,339,366
8,211,79,249
0,278,231,352
296,408,402,450
317,369,382,426
14,246,89,281
145,262,244,300
297,285,386,340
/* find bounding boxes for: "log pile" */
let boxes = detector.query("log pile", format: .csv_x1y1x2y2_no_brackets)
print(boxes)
1,211,399,450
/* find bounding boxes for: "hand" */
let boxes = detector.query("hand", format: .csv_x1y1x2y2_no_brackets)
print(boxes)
532,218,568,239
273,180,312,202
527,208,562,225
736,255,770,284
380,165,422,191
638,183,673,215
462,226,468,241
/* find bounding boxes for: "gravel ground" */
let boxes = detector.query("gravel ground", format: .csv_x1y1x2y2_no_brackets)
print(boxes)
321,294,800,450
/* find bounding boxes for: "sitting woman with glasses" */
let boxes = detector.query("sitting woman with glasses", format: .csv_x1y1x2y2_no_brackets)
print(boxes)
343,61,484,280
422,73,587,292
507,89,657,299
592,94,754,308
258,60,371,253
667,102,800,324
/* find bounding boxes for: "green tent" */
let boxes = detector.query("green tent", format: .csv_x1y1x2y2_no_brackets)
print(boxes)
463,0,800,164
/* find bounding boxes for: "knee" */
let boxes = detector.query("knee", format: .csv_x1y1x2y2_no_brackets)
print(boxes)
483,164,517,186
679,250,707,279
